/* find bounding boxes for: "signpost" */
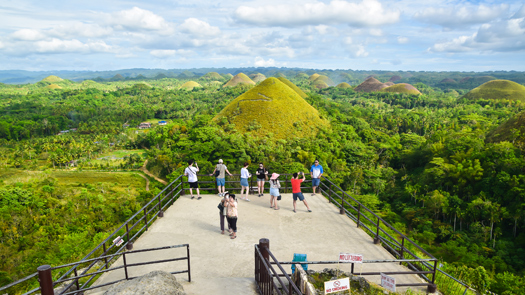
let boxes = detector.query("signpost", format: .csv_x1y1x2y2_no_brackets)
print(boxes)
339,253,363,263
381,273,396,293
324,277,350,294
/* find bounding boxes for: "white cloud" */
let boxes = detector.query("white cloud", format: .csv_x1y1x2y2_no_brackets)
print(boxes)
397,36,409,44
233,0,399,27
254,56,276,66
178,18,220,37
414,4,509,28
430,11,525,53
49,23,113,39
150,49,176,58
0,41,4,49
11,29,46,41
110,7,173,34
35,39,113,54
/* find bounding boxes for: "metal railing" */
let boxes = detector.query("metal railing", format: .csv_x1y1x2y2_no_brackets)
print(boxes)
255,239,303,295
36,244,190,295
1,175,185,295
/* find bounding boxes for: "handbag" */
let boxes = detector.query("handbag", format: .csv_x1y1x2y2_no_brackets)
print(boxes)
218,202,224,211
277,195,281,201
214,164,222,177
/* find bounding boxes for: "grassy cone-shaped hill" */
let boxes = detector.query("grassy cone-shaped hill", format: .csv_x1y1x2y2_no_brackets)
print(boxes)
337,82,351,88
277,77,308,98
201,72,224,81
250,73,267,83
214,77,328,139
313,75,334,86
313,80,329,89
355,77,387,92
389,75,402,82
223,73,234,80
223,73,255,88
42,75,63,83
45,84,62,90
382,83,421,95
487,111,525,146
308,73,320,81
180,81,202,90
463,80,525,101
384,82,394,87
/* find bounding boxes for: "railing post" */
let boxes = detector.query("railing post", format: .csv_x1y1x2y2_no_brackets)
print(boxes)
351,263,354,274
122,252,129,280
103,243,108,269
285,175,288,193
259,238,270,295
180,176,185,196
250,174,254,195
328,181,332,203
400,237,405,262
73,267,80,291
126,223,133,250
37,265,54,295
339,194,344,215
144,208,148,231
427,260,438,293
187,245,191,282
158,194,164,217
374,217,381,244
357,204,361,228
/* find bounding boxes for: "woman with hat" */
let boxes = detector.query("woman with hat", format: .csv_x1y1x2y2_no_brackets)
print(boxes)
269,173,281,210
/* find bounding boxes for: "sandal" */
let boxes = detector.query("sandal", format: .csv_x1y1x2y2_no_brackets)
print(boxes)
191,195,195,199
275,208,279,210
231,235,236,239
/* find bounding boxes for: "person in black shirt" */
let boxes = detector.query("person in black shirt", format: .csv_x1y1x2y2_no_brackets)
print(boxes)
255,163,268,197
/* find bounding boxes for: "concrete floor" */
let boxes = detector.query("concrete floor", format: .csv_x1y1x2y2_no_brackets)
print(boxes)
88,192,427,295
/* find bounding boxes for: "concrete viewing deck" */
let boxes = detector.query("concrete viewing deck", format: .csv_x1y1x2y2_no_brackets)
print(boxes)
88,192,426,295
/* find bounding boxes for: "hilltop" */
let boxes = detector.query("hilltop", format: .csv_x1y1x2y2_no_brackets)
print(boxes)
277,77,308,98
463,80,525,101
487,110,525,146
354,77,388,92
223,73,255,88
213,77,328,139
382,83,421,95
249,73,266,83
180,81,202,90
42,75,64,83
201,72,224,81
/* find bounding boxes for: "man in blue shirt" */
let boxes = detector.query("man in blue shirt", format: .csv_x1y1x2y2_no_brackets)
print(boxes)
310,159,323,196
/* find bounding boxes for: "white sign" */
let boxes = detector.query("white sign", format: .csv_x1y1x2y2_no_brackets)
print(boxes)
324,277,350,294
339,253,363,263
113,236,124,246
381,273,396,293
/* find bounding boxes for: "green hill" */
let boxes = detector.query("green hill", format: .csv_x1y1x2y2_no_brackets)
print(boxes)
250,73,267,83
336,82,351,88
42,75,63,83
487,111,525,146
201,72,224,81
463,80,525,101
180,81,202,90
313,75,334,86
381,83,421,95
277,77,308,98
214,77,328,139
309,73,320,81
355,77,387,92
45,84,62,90
223,73,255,88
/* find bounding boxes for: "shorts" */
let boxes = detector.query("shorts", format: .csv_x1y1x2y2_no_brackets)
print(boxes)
189,181,199,189
312,178,320,187
270,188,279,197
240,178,249,187
216,178,225,186
293,192,305,201
257,178,265,183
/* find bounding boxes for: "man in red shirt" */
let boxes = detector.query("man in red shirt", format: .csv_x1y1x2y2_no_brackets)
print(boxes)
290,172,312,213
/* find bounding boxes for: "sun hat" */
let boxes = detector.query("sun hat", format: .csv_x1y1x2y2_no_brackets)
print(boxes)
270,173,280,180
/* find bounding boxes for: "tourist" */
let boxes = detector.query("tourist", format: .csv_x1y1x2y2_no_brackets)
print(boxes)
226,194,238,239
240,162,251,201
184,160,200,200
269,173,281,210
219,192,230,234
310,159,324,196
290,172,312,213
210,159,233,197
255,162,268,197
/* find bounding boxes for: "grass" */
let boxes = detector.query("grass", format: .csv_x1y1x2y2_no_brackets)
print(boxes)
337,82,352,88
313,75,335,86
201,72,224,81
180,81,202,90
223,73,255,88
45,84,62,89
42,75,64,83
463,79,525,101
277,77,308,98
250,73,267,83
308,73,320,81
214,77,329,139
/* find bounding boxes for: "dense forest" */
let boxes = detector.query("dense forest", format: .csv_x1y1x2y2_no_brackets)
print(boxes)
1,70,525,294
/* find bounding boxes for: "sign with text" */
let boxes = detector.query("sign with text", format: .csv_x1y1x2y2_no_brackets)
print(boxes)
381,273,396,293
339,253,363,263
113,236,124,247
324,277,350,294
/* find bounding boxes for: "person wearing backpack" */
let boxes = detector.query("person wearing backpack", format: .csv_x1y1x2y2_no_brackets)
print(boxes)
210,159,233,197
184,160,200,200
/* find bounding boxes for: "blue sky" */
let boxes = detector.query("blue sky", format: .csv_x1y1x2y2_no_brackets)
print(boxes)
0,0,524,72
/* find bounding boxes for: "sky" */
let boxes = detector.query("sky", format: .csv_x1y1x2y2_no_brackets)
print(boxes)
0,0,524,72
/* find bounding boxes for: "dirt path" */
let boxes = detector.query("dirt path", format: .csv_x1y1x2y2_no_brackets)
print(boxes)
136,173,150,191
139,160,168,185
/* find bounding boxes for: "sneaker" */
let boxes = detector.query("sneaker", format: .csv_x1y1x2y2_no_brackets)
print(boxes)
308,209,312,212
197,196,202,200
258,194,261,197
245,198,250,202
191,196,195,199
293,209,296,213
218,193,223,197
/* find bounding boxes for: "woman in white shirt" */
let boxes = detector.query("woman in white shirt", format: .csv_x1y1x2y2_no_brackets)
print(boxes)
184,160,200,199
240,162,251,201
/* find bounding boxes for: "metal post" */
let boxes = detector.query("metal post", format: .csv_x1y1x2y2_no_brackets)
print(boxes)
158,194,164,217
103,243,108,269
400,237,405,262
259,238,270,295
285,175,288,193
328,182,332,203
374,217,381,244
144,208,148,231
351,263,354,274
181,176,185,196
122,252,129,280
357,204,361,228
250,174,254,195
187,245,191,282
37,265,54,295
427,260,438,293
340,194,344,215
73,267,80,291
126,223,133,250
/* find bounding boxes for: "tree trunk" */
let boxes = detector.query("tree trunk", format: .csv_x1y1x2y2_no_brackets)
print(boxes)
454,214,456,232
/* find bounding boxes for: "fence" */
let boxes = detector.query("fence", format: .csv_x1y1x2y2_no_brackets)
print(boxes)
1,175,186,295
